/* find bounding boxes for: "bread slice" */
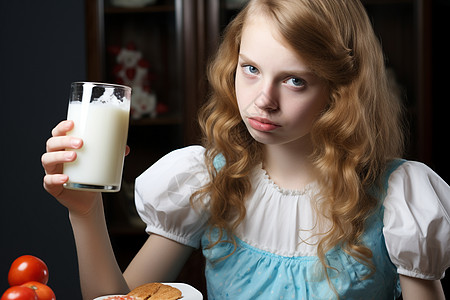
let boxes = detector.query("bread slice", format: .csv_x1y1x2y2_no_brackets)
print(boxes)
127,283,182,300
148,284,182,300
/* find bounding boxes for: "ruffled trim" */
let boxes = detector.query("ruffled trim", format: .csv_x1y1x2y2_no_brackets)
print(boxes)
258,164,317,196
397,266,445,281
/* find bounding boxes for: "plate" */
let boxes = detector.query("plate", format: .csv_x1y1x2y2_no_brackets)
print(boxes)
93,296,133,300
93,282,203,300
164,282,203,300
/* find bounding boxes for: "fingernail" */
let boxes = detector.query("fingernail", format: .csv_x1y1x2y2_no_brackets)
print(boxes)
59,175,69,183
65,120,74,129
65,151,76,160
71,139,82,148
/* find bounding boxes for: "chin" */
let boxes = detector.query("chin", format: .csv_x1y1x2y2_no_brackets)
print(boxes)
248,129,311,148
247,129,281,145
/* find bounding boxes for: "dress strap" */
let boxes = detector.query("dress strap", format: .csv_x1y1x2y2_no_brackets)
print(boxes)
213,153,226,171
382,159,406,193
368,159,406,214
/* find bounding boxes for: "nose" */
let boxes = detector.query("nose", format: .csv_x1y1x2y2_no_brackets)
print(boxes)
253,83,279,112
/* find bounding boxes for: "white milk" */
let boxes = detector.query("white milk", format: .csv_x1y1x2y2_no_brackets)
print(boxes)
63,101,130,191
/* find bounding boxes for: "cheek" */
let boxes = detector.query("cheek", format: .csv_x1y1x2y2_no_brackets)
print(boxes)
287,92,328,129
235,72,253,113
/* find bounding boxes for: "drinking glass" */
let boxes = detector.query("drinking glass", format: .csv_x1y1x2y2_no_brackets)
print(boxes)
63,82,131,192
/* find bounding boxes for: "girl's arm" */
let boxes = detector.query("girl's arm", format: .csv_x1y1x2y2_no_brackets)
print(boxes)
69,196,129,298
399,275,446,300
124,234,194,291
70,198,194,299
43,120,193,299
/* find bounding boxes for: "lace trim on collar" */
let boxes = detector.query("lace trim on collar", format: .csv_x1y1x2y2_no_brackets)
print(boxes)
258,165,316,196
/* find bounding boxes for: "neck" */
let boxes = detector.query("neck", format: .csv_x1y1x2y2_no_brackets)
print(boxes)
262,137,317,190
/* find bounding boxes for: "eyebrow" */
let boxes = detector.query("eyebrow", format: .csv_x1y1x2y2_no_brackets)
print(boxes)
238,53,315,78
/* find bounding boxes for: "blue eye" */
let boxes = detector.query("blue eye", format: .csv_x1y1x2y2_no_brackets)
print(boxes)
285,77,306,88
243,65,259,75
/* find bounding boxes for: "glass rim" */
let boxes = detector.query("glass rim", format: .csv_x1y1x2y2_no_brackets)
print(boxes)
71,81,131,91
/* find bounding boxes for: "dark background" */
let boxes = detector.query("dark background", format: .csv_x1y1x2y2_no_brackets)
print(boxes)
0,1,85,298
0,0,448,299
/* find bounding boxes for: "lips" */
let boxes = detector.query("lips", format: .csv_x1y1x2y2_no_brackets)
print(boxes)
247,117,281,132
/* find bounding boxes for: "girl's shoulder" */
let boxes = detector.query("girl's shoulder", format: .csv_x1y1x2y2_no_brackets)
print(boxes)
134,146,210,248
383,159,450,280
386,159,448,187
135,145,209,200
139,145,207,175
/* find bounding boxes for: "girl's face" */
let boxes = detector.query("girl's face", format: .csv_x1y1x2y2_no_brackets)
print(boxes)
235,14,329,148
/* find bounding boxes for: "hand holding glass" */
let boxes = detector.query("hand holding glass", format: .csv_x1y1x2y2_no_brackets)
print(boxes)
63,82,131,192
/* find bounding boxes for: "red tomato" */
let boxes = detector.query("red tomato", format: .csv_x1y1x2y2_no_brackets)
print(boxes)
8,256,49,286
21,282,55,300
0,286,38,300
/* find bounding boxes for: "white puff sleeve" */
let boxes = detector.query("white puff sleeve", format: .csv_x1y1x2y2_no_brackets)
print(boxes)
383,161,450,280
134,146,210,249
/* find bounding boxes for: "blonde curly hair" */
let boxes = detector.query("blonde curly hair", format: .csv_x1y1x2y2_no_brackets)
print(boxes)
193,0,405,290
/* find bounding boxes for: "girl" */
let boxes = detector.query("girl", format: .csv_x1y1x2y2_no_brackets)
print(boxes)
42,0,449,299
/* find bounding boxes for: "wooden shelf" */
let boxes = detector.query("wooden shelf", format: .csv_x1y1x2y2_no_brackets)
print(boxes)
130,114,183,126
105,4,175,14
362,0,412,4
225,1,247,10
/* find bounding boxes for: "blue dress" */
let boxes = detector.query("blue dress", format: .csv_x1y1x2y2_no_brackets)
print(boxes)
201,158,402,299
134,146,450,299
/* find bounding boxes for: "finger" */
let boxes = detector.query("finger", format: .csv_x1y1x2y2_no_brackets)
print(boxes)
125,145,131,156
46,136,82,152
41,151,76,174
43,174,68,196
43,174,68,186
51,120,74,137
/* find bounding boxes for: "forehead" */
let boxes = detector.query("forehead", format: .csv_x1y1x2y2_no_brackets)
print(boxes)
241,13,285,49
240,14,310,72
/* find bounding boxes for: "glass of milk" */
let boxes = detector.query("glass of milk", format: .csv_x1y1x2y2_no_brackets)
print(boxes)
63,82,131,192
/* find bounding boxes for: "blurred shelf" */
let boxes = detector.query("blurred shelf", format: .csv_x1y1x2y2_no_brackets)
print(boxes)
130,114,183,126
105,4,175,14
361,0,412,4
